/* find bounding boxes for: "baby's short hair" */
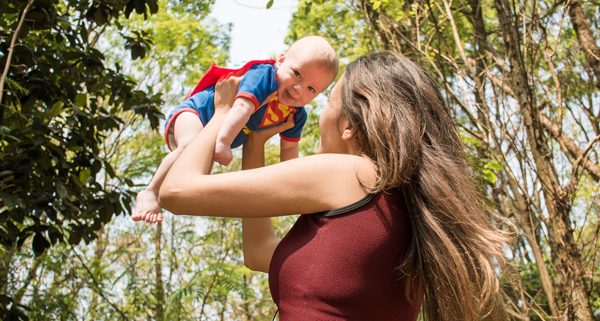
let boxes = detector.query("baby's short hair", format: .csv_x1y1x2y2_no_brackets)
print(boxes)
288,36,339,78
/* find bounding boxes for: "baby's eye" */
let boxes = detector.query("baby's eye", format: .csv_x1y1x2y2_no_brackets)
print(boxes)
294,70,301,78
308,87,315,93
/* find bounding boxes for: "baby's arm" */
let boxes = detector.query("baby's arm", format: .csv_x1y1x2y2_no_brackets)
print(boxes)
214,97,255,166
280,138,299,162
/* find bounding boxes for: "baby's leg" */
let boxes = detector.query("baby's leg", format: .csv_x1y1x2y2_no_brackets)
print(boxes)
214,98,255,166
134,112,203,223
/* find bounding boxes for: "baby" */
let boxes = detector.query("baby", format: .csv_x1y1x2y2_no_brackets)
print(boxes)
133,36,339,223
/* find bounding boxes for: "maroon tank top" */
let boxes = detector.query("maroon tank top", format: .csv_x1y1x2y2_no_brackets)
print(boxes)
269,190,421,320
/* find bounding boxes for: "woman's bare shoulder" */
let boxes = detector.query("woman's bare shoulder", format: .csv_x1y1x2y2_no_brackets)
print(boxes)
260,153,377,213
295,153,376,184
281,153,377,200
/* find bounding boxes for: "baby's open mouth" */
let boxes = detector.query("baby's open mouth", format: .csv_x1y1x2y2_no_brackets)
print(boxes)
285,89,295,101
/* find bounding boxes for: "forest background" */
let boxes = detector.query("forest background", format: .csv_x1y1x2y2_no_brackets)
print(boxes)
1,0,599,320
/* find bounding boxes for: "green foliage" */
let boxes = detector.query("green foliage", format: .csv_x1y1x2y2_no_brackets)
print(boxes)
111,0,229,102
0,0,164,263
3,0,598,319
288,0,375,62
0,0,228,318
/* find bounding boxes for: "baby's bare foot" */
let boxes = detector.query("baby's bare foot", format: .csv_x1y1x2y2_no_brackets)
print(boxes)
214,142,233,166
133,189,163,223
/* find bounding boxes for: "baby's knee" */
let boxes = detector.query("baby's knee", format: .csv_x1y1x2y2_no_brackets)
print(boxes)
173,113,203,147
171,145,186,156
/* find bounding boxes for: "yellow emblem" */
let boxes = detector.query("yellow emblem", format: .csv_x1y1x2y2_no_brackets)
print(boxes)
259,96,294,128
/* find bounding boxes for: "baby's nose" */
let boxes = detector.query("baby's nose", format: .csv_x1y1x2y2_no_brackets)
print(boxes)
293,83,302,92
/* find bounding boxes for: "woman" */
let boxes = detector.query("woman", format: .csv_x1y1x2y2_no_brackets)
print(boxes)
158,51,507,320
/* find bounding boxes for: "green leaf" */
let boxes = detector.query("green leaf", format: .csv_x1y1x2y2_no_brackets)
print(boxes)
266,0,274,9
102,201,114,222
481,169,497,184
305,2,312,15
0,8,18,14
485,160,503,171
57,182,68,199
135,0,146,14
33,233,50,256
79,169,91,184
373,1,382,10
49,101,64,118
32,135,45,145
80,26,88,44
69,230,81,245
5,78,29,95
76,94,87,107
104,161,116,178
125,0,135,18
93,7,108,25
0,192,20,208
147,0,159,14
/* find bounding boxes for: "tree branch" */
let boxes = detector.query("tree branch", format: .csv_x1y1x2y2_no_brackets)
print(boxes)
540,114,600,182
0,0,34,107
567,0,600,88
62,245,130,320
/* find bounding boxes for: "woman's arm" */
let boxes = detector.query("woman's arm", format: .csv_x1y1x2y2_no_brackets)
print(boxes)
158,77,376,218
279,138,299,162
240,120,294,273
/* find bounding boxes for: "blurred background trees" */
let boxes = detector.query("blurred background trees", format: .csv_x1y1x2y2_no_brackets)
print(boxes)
1,0,599,320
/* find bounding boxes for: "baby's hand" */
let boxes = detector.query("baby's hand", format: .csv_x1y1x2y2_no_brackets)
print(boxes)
214,142,233,166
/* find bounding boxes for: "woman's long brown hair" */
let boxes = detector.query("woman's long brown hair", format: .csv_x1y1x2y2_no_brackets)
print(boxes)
341,51,508,320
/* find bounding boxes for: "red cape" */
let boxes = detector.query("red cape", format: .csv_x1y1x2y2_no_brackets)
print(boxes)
185,59,277,100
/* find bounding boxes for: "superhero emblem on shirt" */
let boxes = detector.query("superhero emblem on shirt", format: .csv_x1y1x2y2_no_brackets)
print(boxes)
259,96,295,128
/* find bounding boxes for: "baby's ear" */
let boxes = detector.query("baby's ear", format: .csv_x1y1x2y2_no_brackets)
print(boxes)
276,52,286,65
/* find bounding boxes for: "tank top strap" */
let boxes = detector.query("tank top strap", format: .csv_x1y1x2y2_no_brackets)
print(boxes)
317,193,377,217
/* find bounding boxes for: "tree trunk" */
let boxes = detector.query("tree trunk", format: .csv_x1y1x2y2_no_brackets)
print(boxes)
568,0,600,89
155,222,165,320
505,175,560,316
493,0,593,318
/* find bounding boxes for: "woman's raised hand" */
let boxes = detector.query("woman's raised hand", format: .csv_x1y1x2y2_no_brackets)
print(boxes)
214,73,243,113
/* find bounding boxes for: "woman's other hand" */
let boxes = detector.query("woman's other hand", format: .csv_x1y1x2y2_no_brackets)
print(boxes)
246,112,296,148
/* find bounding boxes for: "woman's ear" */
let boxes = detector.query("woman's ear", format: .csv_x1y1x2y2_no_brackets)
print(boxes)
340,118,360,155
339,118,354,141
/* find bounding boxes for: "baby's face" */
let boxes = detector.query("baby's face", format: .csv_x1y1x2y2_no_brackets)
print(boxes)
275,52,334,107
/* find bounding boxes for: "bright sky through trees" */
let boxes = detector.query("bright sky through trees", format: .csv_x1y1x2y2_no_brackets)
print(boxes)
210,0,297,67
